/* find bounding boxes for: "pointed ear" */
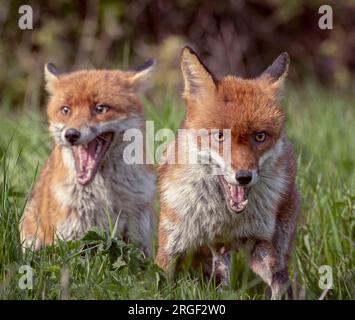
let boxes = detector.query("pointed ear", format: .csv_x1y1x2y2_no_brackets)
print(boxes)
260,52,289,90
130,58,156,92
44,63,61,93
181,46,216,101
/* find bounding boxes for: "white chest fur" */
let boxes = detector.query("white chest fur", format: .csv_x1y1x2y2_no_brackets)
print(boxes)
52,143,156,243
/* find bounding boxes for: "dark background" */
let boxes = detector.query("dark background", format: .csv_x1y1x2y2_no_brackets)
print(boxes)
0,0,354,109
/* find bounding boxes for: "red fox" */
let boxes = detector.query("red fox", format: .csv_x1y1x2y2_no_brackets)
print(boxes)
20,60,156,256
156,47,300,299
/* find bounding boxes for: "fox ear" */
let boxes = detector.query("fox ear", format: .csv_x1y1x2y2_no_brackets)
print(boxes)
130,58,156,92
181,46,216,101
44,63,61,93
260,52,289,90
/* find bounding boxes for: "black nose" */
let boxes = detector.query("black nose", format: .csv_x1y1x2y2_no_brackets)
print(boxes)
64,128,81,144
235,170,253,186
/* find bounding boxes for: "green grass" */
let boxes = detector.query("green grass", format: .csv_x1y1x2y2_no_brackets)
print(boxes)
0,84,354,300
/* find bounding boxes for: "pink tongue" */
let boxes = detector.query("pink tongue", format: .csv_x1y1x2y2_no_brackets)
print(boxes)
72,140,97,183
230,185,246,203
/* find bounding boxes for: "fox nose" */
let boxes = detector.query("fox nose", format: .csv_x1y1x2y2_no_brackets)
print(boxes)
64,128,81,144
235,170,253,186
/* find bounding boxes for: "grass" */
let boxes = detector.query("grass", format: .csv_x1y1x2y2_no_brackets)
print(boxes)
0,83,354,300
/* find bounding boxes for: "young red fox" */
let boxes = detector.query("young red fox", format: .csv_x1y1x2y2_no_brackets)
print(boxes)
156,47,300,299
20,60,156,255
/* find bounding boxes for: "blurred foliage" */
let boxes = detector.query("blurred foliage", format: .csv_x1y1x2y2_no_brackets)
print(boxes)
0,0,354,110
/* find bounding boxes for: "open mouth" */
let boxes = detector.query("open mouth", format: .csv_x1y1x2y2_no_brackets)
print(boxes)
71,132,114,186
218,176,249,214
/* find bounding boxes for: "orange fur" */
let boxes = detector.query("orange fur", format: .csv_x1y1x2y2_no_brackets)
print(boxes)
20,61,156,253
156,47,299,299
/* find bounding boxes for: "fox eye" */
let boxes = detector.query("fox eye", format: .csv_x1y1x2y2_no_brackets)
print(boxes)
95,104,110,114
213,131,225,143
255,131,267,142
60,106,71,116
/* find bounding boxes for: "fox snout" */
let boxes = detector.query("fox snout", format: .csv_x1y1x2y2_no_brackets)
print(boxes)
60,126,99,146
235,170,253,186
64,128,81,144
233,169,258,186
224,168,259,187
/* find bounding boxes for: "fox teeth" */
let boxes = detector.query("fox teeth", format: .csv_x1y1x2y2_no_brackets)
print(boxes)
239,199,248,207
230,199,248,211
95,142,102,156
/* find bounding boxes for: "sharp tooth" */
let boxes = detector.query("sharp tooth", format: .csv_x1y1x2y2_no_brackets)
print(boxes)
95,142,102,156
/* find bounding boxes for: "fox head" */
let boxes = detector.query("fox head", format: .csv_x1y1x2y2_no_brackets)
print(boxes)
180,46,289,213
45,60,155,185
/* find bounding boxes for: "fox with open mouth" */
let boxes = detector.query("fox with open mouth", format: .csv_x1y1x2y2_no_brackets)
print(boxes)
156,47,300,299
20,60,156,255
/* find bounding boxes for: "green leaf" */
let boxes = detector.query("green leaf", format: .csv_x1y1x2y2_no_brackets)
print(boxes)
82,227,108,242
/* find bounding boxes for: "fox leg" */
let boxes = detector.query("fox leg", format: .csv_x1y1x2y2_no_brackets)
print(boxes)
156,245,183,281
209,245,231,287
251,188,299,300
248,240,292,300
20,205,47,251
123,207,155,258
155,224,184,280
21,234,43,252
139,207,156,258
265,267,292,300
156,205,190,280
268,189,300,299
